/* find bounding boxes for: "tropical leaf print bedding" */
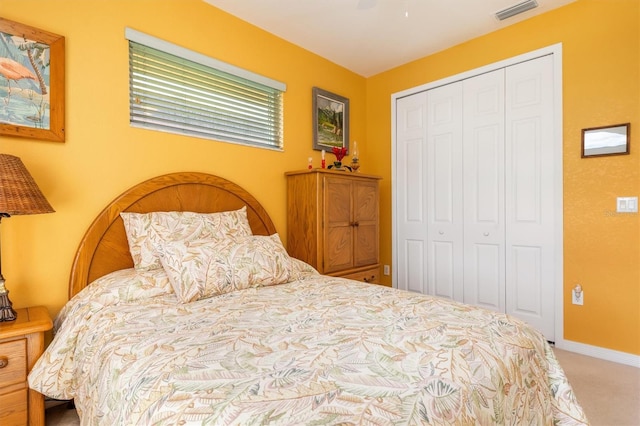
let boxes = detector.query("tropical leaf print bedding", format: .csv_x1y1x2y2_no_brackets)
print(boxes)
29,268,588,425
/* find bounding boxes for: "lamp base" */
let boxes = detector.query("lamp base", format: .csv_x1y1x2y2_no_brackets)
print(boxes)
0,282,17,322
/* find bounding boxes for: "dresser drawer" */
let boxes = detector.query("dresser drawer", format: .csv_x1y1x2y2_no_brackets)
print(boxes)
0,338,27,388
338,266,380,284
0,388,28,424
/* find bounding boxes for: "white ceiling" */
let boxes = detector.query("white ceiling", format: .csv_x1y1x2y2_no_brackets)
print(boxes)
203,0,575,77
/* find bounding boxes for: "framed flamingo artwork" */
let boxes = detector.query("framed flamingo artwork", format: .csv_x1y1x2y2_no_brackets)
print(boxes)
0,18,65,142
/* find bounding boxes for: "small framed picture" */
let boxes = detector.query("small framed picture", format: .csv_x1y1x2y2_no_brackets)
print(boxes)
312,87,349,152
581,123,630,158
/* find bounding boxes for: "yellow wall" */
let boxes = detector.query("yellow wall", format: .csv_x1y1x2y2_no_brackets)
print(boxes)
3,0,639,356
367,0,639,355
1,0,366,313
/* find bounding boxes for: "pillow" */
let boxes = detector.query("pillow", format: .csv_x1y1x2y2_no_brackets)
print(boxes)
157,234,292,303
121,207,252,271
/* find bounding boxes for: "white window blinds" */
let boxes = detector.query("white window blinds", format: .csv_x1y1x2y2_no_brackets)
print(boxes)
126,28,286,149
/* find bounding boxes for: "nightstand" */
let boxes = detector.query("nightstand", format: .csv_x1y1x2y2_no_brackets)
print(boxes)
0,306,52,426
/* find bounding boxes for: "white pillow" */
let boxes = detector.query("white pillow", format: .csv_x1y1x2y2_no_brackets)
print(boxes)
120,207,252,271
157,234,292,303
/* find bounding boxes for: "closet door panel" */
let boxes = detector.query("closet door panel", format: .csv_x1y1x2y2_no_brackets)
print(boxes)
404,240,426,293
432,241,456,299
462,69,505,311
474,243,502,307
426,83,463,301
512,119,540,222
505,55,555,340
395,94,429,293
512,246,542,314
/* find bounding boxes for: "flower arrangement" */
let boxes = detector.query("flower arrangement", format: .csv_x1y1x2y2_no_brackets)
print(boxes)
331,146,347,162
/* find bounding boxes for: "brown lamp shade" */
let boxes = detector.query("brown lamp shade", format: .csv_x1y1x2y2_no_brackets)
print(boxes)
0,154,54,216
0,154,54,321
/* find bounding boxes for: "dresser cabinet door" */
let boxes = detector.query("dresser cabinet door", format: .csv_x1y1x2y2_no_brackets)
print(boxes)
353,179,379,268
324,176,354,273
323,175,379,274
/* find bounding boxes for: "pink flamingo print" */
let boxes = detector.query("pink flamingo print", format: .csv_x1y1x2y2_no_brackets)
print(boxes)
0,57,37,96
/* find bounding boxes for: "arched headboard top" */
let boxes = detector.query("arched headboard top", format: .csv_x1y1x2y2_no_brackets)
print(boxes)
69,172,277,298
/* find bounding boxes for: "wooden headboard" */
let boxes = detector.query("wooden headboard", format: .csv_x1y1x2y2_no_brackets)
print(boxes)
69,172,277,298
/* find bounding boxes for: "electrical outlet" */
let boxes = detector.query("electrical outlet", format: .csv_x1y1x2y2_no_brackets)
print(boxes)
572,285,584,305
383,265,390,275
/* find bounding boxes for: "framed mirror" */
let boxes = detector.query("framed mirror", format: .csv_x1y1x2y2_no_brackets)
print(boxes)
582,123,630,158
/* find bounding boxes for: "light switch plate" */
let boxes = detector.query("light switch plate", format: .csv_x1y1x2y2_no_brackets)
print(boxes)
617,196,638,213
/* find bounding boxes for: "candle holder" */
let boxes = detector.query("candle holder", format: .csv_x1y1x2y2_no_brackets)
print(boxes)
350,143,360,172
350,156,360,172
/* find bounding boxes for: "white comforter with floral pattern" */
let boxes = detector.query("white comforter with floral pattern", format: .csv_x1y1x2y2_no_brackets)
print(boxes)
29,267,588,425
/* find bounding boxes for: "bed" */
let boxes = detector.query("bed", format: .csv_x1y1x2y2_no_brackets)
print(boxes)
28,172,588,425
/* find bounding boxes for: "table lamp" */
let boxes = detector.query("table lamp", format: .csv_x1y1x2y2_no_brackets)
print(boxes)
0,154,54,322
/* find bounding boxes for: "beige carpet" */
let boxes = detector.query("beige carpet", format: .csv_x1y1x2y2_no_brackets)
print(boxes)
46,348,640,425
553,348,640,425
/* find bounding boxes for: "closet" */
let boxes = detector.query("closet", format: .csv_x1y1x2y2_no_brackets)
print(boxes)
394,51,560,341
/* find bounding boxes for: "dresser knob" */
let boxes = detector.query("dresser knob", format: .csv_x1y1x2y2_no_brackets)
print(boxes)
0,356,8,368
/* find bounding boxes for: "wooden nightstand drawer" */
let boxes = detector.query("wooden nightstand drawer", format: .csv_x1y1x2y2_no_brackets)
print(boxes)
0,306,53,426
0,338,27,388
0,388,28,424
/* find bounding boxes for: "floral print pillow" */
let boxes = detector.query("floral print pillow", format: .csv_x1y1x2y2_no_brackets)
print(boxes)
121,207,253,272
157,234,292,303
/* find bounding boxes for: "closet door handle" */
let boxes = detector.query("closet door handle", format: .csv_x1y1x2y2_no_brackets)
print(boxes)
439,230,444,235
483,232,490,236
351,221,359,227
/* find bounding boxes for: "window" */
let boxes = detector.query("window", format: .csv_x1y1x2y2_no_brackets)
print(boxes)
126,28,286,150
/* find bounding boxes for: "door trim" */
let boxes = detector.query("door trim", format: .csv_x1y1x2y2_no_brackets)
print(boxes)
391,43,564,345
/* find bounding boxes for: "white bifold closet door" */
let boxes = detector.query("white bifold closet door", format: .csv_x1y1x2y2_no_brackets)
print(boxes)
504,56,555,338
462,68,506,313
395,91,431,296
395,55,556,340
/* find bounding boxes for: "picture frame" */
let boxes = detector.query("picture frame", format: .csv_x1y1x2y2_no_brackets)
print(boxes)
312,87,349,152
0,18,65,142
581,123,630,158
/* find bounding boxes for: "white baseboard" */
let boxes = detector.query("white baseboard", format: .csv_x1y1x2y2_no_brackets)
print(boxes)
556,339,640,368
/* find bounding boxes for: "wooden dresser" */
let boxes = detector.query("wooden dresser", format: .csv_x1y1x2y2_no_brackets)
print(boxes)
0,306,52,426
286,169,381,283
